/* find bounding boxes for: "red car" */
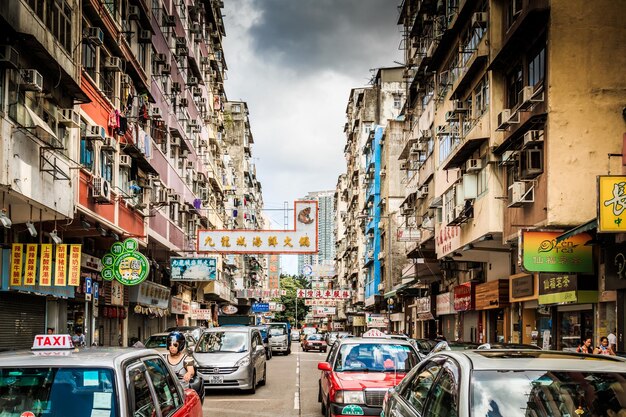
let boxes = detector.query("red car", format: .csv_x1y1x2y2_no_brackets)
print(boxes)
303,333,328,352
318,334,420,417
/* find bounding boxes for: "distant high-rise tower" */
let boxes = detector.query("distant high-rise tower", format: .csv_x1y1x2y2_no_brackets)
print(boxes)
298,191,335,277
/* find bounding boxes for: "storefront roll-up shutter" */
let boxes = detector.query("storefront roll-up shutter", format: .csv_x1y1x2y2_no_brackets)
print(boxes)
0,292,46,351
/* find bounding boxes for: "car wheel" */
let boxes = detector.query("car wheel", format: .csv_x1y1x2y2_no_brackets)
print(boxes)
258,364,267,386
287,346,291,355
322,348,327,353
247,370,256,395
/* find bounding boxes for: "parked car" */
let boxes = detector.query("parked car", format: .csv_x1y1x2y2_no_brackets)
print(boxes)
318,333,420,417
144,332,197,355
382,349,626,416
194,326,267,393
411,338,438,357
251,325,272,360
428,340,480,355
0,334,203,417
326,331,350,346
303,333,328,352
165,326,206,342
477,342,542,350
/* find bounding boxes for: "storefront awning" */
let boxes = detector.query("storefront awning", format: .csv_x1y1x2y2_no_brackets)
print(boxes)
555,219,597,243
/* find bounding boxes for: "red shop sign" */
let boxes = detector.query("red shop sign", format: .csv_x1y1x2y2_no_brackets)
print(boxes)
454,282,475,311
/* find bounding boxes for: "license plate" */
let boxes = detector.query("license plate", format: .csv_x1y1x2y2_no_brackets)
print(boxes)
207,375,223,384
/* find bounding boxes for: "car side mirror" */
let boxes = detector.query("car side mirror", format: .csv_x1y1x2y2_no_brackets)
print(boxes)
318,362,332,371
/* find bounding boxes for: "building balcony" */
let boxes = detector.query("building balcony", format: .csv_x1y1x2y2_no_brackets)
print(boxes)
442,112,490,170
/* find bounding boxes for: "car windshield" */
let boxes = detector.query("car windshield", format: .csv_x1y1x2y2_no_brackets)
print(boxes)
269,326,286,336
196,332,248,353
307,334,324,341
144,335,167,348
0,367,117,417
335,343,419,372
302,328,317,335
471,370,626,417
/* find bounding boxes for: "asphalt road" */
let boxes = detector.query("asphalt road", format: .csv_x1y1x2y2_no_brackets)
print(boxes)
202,341,327,417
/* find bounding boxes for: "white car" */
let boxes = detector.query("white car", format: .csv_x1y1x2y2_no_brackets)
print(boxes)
382,349,626,416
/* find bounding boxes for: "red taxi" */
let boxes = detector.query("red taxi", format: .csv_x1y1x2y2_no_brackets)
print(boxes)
318,330,420,417
0,335,203,417
303,333,328,352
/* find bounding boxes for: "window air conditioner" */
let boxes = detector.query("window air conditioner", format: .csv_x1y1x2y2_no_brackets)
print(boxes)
185,161,194,170
517,86,544,111
379,168,386,176
471,12,488,27
162,14,176,27
0,45,19,69
445,110,458,122
87,27,104,46
101,137,117,151
171,82,181,93
154,53,167,63
176,46,189,56
20,69,43,92
119,155,132,167
151,107,162,118
170,137,181,147
522,130,544,149
179,98,188,107
192,87,202,96
466,159,482,172
508,181,534,207
453,100,469,113
168,193,181,204
191,23,202,34
103,57,121,71
377,252,385,260
86,124,106,140
59,109,80,128
138,30,152,43
496,109,513,131
436,125,450,136
128,5,140,19
410,143,421,154
160,64,171,75
187,77,198,86
92,176,111,203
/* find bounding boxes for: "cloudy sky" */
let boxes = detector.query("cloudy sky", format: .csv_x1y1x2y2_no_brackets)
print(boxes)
222,0,403,272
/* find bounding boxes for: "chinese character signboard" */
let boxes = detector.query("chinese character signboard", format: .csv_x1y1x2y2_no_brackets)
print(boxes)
170,257,217,281
538,274,598,305
598,176,626,232
101,238,149,286
67,245,82,286
453,282,475,311
435,226,461,257
54,245,67,286
197,201,318,254
24,244,38,286
235,289,286,298
39,244,53,286
522,231,593,273
268,255,280,289
436,292,454,316
10,244,23,286
397,227,421,242
296,289,351,299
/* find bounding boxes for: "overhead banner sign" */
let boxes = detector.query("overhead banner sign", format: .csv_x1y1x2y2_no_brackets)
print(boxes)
170,257,217,281
197,200,318,254
305,299,337,306
598,176,626,232
397,227,421,242
296,289,351,299
235,288,287,298
268,254,280,289
521,231,593,273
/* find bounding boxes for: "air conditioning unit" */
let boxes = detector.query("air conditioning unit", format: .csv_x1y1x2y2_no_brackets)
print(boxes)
436,125,450,136
175,36,186,47
101,137,117,151
188,119,198,128
170,137,181,147
179,98,188,107
86,124,105,140
58,108,80,128
377,252,385,260
187,77,198,86
519,148,544,179
410,143,421,154
517,85,544,111
171,82,181,93
418,130,432,142
199,139,208,148
471,12,488,27
367,250,374,258
138,30,152,43
200,56,210,66
466,158,482,172
128,5,140,19
103,57,121,71
154,53,167,63
0,45,19,68
151,107,162,118
192,87,202,96
453,100,469,113
496,109,512,131
20,69,43,92
454,205,465,219
168,193,181,204
508,181,534,207
176,46,189,56
160,64,171,75
185,160,194,170
400,161,410,170
445,110,458,122
191,23,202,34
119,74,131,85
162,14,176,27
92,176,111,203
522,130,544,149
87,27,104,46
119,154,131,167
380,168,386,176
500,150,518,165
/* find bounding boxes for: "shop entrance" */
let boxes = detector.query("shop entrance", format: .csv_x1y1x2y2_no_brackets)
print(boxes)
558,307,594,351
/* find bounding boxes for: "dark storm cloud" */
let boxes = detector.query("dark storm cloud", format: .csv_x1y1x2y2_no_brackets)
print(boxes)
246,0,402,77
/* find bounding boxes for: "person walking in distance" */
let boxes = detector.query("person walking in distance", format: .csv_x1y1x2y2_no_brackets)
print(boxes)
576,337,593,354
593,336,616,356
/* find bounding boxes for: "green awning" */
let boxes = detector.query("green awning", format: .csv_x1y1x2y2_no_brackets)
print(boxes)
555,219,597,243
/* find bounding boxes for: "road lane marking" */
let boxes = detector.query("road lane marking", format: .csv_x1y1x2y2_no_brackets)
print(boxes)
295,346,301,412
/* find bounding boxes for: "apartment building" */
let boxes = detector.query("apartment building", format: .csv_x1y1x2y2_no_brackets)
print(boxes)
397,0,626,347
297,190,335,275
0,0,264,350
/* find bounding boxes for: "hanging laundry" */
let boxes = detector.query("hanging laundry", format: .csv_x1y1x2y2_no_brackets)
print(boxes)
108,110,118,129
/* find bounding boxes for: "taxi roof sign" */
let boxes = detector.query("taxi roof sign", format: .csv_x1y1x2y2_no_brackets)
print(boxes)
362,329,386,338
32,334,75,350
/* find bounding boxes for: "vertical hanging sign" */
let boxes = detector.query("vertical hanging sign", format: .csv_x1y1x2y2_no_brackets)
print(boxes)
39,244,53,286
24,244,39,286
54,244,68,286
10,244,23,286
68,245,82,286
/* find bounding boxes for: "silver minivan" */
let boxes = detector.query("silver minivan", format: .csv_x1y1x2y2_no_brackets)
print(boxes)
193,326,267,393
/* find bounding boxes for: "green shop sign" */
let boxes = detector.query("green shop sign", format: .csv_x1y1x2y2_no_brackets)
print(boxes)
101,238,149,286
522,231,593,273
